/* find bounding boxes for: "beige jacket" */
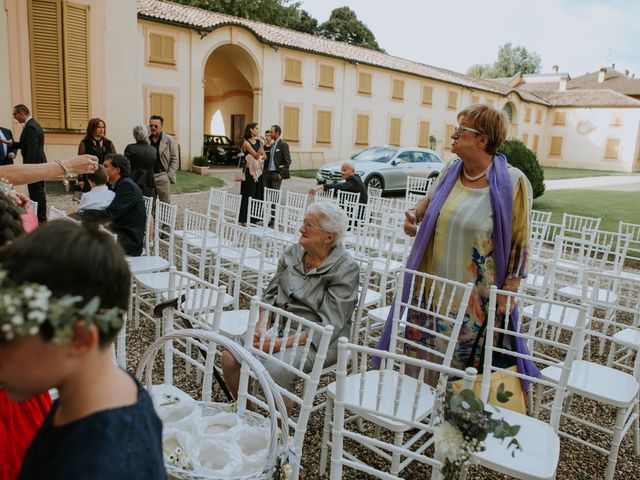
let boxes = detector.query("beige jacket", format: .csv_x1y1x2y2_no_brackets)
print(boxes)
157,132,178,183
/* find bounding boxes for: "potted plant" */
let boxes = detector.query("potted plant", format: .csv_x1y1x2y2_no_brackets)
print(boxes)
191,156,210,175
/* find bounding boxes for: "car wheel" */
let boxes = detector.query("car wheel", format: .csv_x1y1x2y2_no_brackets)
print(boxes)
365,175,384,191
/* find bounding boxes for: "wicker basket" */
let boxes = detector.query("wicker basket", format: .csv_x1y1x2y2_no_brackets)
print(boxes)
136,328,289,480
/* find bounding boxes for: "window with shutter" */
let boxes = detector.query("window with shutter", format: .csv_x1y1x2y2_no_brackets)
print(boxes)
392,79,404,100
62,2,90,130
283,106,300,142
358,72,372,95
522,133,529,147
418,121,430,148
471,94,480,104
532,135,539,153
447,91,458,110
535,109,543,124
604,138,620,159
553,111,566,125
444,124,454,149
610,112,624,126
149,92,175,134
355,114,369,145
318,64,334,89
486,98,494,107
549,136,563,156
422,85,433,105
524,107,532,123
389,118,401,146
149,33,176,65
316,111,332,144
284,58,302,84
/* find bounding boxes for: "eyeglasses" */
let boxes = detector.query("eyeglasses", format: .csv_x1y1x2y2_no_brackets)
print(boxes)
453,124,483,136
148,124,159,129
301,219,324,231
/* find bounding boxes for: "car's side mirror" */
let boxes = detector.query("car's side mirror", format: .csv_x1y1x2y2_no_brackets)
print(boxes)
350,153,356,159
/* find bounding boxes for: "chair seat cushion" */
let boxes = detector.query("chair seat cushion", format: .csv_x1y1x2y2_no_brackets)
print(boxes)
127,255,169,274
522,303,581,328
612,328,640,348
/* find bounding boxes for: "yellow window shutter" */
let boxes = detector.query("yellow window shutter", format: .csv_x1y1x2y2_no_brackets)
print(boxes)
29,0,65,129
62,1,90,130
448,91,458,110
161,35,175,64
525,107,532,122
553,111,566,125
316,111,331,143
392,79,404,100
283,106,299,142
471,94,480,104
549,136,563,156
422,86,433,105
161,94,175,134
604,138,620,159
389,118,401,146
149,33,175,64
355,114,369,145
522,133,529,147
285,59,302,83
319,65,334,88
150,33,162,62
536,109,542,124
610,112,624,126
418,121,430,148
358,72,371,94
532,135,539,153
444,124,454,149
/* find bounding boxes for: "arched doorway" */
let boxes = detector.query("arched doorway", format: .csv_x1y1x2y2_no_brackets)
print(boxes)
203,44,259,148
502,102,517,137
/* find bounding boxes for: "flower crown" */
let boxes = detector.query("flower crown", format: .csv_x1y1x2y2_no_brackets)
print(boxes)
0,269,124,343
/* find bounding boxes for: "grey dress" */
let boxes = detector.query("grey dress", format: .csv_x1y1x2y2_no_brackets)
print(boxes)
260,242,359,388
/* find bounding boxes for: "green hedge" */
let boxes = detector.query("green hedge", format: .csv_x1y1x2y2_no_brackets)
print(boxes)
498,139,545,198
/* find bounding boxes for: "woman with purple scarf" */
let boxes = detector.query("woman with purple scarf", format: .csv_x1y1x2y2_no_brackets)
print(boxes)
378,104,538,384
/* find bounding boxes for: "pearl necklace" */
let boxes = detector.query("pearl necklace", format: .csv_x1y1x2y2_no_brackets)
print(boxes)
462,163,491,182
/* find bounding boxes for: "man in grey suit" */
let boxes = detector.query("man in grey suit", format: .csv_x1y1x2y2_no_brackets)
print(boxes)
12,104,47,222
266,124,291,190
0,125,18,165
148,115,178,203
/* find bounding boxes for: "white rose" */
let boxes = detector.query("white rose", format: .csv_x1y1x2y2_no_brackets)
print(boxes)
434,421,466,462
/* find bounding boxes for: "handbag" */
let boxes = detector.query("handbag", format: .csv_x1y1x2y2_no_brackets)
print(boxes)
451,313,527,413
234,153,246,182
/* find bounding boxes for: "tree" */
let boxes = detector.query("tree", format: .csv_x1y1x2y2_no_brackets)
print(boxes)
467,42,541,79
317,7,383,52
498,139,545,198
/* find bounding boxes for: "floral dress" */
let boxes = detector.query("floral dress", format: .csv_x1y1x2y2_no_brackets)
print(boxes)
405,167,532,370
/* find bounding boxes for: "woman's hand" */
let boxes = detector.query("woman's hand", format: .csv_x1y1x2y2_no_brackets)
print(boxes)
404,209,418,236
60,155,99,174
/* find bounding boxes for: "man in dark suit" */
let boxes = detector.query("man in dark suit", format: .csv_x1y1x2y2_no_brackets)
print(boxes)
0,125,18,165
12,104,47,222
266,124,291,190
77,154,147,256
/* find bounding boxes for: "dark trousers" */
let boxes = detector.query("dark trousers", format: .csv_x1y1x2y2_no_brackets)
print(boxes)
263,171,282,190
27,180,47,222
239,170,258,223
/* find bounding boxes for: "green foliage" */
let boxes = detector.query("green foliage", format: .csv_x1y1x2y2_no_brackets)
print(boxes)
173,171,224,193
498,139,545,199
317,7,383,52
467,42,541,79
192,156,210,167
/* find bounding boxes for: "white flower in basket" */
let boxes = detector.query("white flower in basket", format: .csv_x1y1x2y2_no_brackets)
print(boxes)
152,384,198,426
163,428,199,471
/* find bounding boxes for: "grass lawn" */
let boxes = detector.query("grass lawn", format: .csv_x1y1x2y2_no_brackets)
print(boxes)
290,169,318,179
173,170,224,193
543,167,637,180
533,188,640,232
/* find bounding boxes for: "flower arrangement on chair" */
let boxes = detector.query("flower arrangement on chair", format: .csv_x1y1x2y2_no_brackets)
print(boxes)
434,384,521,480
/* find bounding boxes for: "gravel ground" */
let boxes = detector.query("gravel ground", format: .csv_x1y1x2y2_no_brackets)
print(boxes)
47,171,639,479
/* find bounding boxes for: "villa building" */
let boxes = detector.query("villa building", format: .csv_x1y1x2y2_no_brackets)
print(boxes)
1,0,639,172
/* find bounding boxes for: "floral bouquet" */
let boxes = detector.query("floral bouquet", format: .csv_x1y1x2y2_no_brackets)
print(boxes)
433,384,521,479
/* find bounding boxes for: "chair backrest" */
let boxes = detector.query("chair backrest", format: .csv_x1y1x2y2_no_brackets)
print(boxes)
180,209,212,278
405,175,432,197
142,195,153,253
313,189,336,203
285,190,307,210
205,188,226,218
153,199,178,260
582,229,631,273
48,206,74,222
389,268,474,369
367,185,382,199
263,187,281,205
330,338,477,480
530,209,552,250
336,190,360,206
239,297,334,466
222,192,242,224
485,286,587,424
560,213,601,239
273,204,304,239
247,197,271,227
618,220,640,263
210,222,249,308
548,234,610,292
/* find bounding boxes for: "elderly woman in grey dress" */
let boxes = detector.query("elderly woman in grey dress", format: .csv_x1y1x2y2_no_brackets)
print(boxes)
222,202,359,408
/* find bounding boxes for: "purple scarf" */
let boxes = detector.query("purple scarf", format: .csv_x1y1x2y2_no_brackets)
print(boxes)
376,154,540,387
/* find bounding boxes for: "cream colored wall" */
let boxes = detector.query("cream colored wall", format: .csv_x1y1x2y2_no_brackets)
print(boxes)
0,1,13,128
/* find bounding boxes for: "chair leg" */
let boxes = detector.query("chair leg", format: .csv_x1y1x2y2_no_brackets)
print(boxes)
605,407,627,480
319,397,333,475
634,399,639,456
390,431,404,476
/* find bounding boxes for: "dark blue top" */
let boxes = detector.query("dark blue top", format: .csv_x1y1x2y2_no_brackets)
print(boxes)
19,378,165,480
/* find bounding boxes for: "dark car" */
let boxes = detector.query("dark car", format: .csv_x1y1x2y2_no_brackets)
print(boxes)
203,135,241,166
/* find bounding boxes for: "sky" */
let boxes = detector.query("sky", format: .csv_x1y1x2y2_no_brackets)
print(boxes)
299,0,640,78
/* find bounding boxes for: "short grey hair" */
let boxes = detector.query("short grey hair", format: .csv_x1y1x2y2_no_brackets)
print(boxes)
305,202,349,246
342,160,356,173
133,124,149,142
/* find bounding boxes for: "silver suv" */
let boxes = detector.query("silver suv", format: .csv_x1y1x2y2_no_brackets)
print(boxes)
316,146,445,193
